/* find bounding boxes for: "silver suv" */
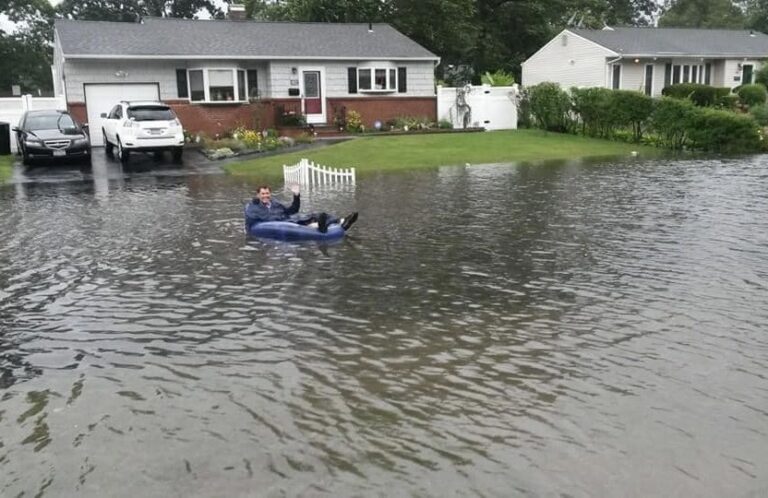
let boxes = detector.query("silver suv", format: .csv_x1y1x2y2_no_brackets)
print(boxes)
101,101,185,163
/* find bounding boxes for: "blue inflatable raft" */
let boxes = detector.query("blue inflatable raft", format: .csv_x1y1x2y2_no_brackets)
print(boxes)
248,221,345,241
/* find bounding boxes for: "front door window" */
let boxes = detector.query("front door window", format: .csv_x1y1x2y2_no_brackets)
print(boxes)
303,71,322,115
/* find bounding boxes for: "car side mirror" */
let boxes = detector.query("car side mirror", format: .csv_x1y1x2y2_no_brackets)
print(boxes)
82,123,89,129
11,126,18,132
100,113,107,118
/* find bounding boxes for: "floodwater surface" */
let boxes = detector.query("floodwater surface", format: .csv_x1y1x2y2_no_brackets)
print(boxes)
1,155,767,497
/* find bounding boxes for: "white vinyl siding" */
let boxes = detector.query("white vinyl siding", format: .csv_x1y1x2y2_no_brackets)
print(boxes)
268,60,435,97
522,29,617,88
63,60,268,103
724,59,763,88
619,61,645,93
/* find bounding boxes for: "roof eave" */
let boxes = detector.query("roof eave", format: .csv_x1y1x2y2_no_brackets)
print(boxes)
60,53,440,61
615,52,768,59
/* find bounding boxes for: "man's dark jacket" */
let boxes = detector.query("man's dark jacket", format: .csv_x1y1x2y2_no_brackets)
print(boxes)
245,195,300,230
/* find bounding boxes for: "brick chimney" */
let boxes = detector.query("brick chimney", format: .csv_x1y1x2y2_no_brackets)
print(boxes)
228,4,246,21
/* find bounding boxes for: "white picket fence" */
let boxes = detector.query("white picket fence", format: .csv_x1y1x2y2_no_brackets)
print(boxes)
283,158,356,186
0,94,66,153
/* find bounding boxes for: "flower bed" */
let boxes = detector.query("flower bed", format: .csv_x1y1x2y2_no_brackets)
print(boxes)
194,127,314,160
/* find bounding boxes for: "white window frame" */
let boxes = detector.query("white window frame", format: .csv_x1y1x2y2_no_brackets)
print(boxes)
357,62,398,93
644,64,654,96
186,68,250,104
672,63,707,85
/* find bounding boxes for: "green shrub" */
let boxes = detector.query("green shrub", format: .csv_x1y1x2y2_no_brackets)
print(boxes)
438,119,453,129
749,103,768,125
755,65,768,87
570,87,614,137
202,137,245,151
611,90,654,142
527,82,571,132
517,87,532,128
481,70,515,86
389,115,432,130
687,107,761,153
737,84,768,107
294,133,315,144
570,88,653,141
650,97,696,149
716,94,741,111
661,83,730,107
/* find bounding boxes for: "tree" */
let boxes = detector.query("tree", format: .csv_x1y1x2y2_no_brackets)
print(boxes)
745,0,768,33
0,0,56,93
658,0,747,28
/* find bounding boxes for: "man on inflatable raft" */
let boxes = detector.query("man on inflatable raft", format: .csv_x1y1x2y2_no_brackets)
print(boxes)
245,184,358,240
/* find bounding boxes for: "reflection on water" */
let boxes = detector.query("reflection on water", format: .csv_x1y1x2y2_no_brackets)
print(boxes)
1,156,767,497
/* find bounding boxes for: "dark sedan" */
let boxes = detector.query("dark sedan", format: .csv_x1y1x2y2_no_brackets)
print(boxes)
13,110,91,165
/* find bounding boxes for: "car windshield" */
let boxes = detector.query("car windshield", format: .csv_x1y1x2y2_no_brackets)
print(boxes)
127,106,175,121
26,114,77,131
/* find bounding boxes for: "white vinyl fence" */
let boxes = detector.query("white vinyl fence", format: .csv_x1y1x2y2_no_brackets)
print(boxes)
437,84,519,131
0,95,66,153
284,158,356,186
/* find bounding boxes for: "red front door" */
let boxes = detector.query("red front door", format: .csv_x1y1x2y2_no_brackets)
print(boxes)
303,71,322,115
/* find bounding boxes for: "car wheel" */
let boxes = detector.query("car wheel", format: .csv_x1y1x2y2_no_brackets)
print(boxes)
117,138,130,164
172,147,183,163
104,130,114,157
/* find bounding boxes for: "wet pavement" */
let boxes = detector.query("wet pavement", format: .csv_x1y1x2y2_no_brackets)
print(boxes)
7,146,224,185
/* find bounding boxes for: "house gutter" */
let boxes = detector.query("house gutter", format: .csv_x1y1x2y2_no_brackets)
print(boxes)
59,54,441,62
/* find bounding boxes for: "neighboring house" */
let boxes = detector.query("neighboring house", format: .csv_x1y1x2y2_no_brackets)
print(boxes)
53,14,440,145
522,27,768,97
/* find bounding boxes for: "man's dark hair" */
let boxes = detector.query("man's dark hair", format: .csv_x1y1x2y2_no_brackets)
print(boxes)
257,185,271,193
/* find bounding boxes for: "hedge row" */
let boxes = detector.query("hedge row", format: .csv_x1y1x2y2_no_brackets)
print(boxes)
523,83,763,153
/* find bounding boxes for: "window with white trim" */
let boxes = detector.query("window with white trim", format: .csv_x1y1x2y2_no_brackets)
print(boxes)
357,65,398,92
671,64,707,85
184,68,253,103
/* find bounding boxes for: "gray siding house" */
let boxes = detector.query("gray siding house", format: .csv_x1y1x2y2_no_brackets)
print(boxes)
522,27,768,96
53,17,440,144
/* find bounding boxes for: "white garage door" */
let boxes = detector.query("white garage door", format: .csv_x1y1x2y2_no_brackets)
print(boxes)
85,83,160,146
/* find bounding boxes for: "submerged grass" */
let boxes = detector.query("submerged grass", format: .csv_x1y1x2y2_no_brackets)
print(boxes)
0,154,15,183
224,129,657,178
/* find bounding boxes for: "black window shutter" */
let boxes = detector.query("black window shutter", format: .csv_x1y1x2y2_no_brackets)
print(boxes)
664,63,672,88
397,67,407,93
347,67,358,94
176,69,188,98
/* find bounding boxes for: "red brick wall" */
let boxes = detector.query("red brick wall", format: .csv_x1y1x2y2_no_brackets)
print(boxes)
164,100,290,137
69,102,87,125
327,97,436,128
68,96,436,135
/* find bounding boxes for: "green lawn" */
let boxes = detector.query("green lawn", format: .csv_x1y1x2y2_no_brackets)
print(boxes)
0,154,15,183
224,129,657,178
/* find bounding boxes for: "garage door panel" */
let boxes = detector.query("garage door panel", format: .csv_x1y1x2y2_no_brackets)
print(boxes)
85,84,160,146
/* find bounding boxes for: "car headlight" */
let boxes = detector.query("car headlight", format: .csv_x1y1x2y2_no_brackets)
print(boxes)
24,138,41,146
73,137,89,145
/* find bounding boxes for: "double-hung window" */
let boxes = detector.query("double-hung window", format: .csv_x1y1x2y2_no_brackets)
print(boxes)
357,64,398,92
670,64,708,85
181,68,255,103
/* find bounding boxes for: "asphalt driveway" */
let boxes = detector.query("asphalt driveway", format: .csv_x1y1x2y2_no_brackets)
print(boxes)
6,146,224,185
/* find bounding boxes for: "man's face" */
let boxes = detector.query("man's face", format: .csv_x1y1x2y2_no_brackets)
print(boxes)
258,188,272,204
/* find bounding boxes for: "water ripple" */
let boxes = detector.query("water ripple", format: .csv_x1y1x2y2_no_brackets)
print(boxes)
0,158,767,496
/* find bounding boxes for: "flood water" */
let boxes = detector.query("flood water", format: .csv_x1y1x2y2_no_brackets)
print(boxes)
1,155,767,497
